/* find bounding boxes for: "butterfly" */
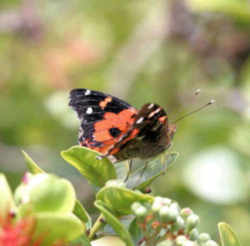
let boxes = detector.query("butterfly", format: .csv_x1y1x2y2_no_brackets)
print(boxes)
69,88,176,163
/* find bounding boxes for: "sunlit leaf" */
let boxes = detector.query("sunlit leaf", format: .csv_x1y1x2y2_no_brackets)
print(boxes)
61,146,116,187
15,173,76,214
22,150,44,174
218,222,241,246
34,212,85,245
0,174,15,218
74,200,92,230
96,186,153,215
95,200,133,246
69,234,91,246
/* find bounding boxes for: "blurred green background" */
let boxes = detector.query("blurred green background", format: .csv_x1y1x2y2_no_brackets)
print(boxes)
0,0,249,244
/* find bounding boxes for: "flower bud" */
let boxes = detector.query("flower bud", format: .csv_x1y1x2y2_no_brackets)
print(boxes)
171,216,185,232
198,233,211,243
159,206,170,220
152,197,164,212
182,240,196,246
189,228,199,241
134,205,147,218
176,235,187,245
204,240,218,246
131,202,142,213
186,214,200,231
168,207,179,221
159,206,178,222
169,202,180,212
162,198,172,206
157,239,174,246
180,208,193,218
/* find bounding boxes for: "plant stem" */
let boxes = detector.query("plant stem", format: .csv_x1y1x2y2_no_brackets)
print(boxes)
88,214,106,240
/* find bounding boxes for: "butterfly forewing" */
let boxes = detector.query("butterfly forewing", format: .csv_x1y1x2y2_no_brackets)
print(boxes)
69,89,138,155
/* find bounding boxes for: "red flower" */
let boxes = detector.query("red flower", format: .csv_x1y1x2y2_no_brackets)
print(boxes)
0,211,67,246
0,212,40,246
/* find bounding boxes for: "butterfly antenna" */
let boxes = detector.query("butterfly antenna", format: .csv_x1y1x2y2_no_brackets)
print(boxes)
173,99,216,124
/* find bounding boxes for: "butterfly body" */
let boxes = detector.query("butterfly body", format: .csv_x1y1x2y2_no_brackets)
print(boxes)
69,88,176,163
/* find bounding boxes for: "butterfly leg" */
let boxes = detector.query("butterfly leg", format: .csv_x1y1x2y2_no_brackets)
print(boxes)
140,160,149,178
124,159,133,182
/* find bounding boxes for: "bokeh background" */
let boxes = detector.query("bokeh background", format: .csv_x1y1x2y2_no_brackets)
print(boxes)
0,0,250,244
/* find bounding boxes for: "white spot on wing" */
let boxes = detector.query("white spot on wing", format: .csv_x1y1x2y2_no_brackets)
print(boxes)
136,117,144,124
148,104,154,109
85,89,91,95
86,107,93,114
148,108,161,118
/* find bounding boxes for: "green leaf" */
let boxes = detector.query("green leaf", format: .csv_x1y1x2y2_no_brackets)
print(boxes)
69,234,91,246
96,186,153,215
74,200,92,230
127,152,178,190
128,218,142,244
218,222,241,246
15,174,76,214
0,174,15,217
95,200,133,246
61,146,117,187
22,150,44,174
34,212,85,245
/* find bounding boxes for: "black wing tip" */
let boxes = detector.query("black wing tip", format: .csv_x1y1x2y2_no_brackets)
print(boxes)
69,88,88,106
69,88,86,97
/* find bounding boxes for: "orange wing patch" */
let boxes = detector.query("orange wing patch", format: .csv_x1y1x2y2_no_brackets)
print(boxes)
109,128,139,155
99,96,112,110
92,108,137,154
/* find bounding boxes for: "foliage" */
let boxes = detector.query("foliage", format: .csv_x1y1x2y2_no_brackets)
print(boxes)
0,147,242,246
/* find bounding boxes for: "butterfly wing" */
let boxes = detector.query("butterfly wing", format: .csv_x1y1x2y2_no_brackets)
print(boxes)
110,103,170,161
69,88,138,156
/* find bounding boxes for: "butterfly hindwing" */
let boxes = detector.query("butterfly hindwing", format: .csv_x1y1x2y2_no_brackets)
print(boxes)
69,88,138,155
108,103,169,161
